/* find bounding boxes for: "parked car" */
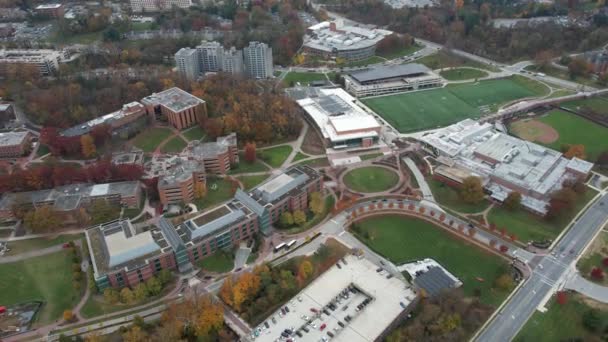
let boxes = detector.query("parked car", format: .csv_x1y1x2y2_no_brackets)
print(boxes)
320,324,326,331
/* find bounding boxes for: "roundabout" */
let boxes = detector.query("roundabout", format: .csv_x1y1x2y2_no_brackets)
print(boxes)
342,166,400,193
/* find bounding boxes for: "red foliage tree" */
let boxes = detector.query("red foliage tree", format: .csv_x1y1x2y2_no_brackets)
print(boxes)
244,142,257,163
603,257,608,267
499,245,509,253
408,204,415,211
591,267,604,280
418,207,426,214
90,124,112,145
556,291,568,305
509,233,517,242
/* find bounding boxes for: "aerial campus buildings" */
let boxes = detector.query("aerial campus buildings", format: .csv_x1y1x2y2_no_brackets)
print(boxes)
129,0,192,12
0,131,32,159
255,255,418,342
343,64,444,98
287,87,381,149
0,49,70,76
419,119,594,215
303,21,392,62
85,165,323,289
175,41,272,80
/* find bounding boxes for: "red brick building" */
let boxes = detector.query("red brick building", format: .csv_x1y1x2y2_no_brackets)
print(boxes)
141,87,207,130
0,131,31,158
34,4,64,18
158,160,206,205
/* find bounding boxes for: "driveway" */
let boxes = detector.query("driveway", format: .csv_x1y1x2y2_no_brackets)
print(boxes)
565,273,608,303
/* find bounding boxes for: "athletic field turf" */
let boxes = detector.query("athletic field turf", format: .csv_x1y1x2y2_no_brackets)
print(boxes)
363,77,544,133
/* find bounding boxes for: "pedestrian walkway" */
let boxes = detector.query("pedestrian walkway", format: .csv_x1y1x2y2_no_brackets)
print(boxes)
565,273,608,303
403,157,434,201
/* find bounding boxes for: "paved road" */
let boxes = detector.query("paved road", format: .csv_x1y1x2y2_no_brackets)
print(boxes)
565,272,608,303
476,193,608,342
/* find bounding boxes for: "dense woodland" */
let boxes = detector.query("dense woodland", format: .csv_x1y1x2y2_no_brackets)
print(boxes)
322,0,608,62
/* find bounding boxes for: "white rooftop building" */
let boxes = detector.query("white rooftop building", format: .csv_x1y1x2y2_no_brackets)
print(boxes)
255,255,417,342
419,119,593,215
287,87,381,150
304,20,392,62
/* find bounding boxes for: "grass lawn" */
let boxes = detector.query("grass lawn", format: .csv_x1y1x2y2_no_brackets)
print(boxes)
160,135,187,153
364,76,546,133
5,234,83,256
416,52,500,72
561,96,608,116
353,215,510,306
439,68,488,81
182,126,206,141
360,152,384,160
428,178,490,213
548,89,576,98
345,56,385,68
132,127,173,153
238,174,270,190
576,227,608,285
228,153,269,174
295,157,330,167
343,166,399,193
516,295,608,342
258,145,293,168
536,110,608,161
0,251,81,324
122,207,142,219
197,252,234,273
292,152,309,162
524,64,602,89
488,189,598,243
193,178,235,210
36,144,50,157
377,44,423,60
131,21,153,31
283,72,327,86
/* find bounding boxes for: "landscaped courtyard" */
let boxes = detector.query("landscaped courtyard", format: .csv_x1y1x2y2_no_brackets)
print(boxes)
343,166,399,193
193,178,236,210
351,215,510,306
197,252,234,273
132,127,173,152
258,145,293,168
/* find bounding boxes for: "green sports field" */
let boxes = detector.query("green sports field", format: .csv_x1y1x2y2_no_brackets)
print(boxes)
363,77,546,133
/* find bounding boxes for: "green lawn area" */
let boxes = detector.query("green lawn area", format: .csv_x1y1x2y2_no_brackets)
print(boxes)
416,52,500,72
343,166,399,193
376,44,423,60
132,127,173,153
292,152,309,162
160,135,187,153
428,178,490,213
193,178,235,210
576,227,608,285
197,252,234,273
131,21,153,31
228,153,269,174
535,110,608,161
364,76,547,133
439,68,488,81
36,144,50,157
516,295,608,342
258,145,293,168
345,56,385,68
182,126,207,141
353,215,510,306
295,157,330,167
488,189,598,243
237,174,270,190
561,96,608,116
0,251,81,324
283,72,327,86
359,152,384,160
5,234,83,256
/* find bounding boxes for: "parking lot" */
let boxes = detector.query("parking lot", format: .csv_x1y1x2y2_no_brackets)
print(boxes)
252,255,417,342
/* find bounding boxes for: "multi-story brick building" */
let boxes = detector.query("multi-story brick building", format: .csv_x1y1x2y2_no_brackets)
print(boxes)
0,131,31,158
0,49,68,76
61,102,147,137
158,159,206,206
86,220,180,290
34,4,64,18
0,181,142,220
141,87,207,130
86,166,323,289
186,133,238,174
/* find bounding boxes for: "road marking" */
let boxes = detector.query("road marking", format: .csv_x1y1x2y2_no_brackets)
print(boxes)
338,231,345,236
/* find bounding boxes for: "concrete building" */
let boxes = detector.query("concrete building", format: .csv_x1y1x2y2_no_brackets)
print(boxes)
185,133,238,174
222,47,244,75
61,102,147,137
344,64,444,98
287,87,381,149
243,41,273,79
197,40,224,73
86,219,179,289
304,21,392,62
0,49,68,76
158,159,206,206
255,255,417,342
0,103,15,128
112,150,144,167
0,131,31,158
419,119,594,215
0,181,142,220
175,48,200,81
34,4,64,18
130,0,192,12
141,87,207,130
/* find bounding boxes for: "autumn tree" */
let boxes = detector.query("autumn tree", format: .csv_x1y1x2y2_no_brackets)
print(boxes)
194,297,224,337
546,187,577,219
568,58,591,79
556,291,568,305
459,177,485,204
23,205,62,233
279,212,294,227
309,192,324,215
293,210,307,226
63,310,74,322
494,274,515,291
534,50,554,71
219,276,234,307
298,260,314,280
195,181,206,199
81,134,97,158
104,288,119,304
146,276,162,296
563,144,586,160
122,325,148,342
134,283,149,302
120,287,135,304
591,267,604,280
244,142,257,163
504,192,522,211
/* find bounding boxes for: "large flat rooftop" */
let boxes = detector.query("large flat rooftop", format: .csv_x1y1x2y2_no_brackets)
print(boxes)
141,87,205,113
0,131,29,147
348,63,432,84
255,255,416,342
305,20,392,53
